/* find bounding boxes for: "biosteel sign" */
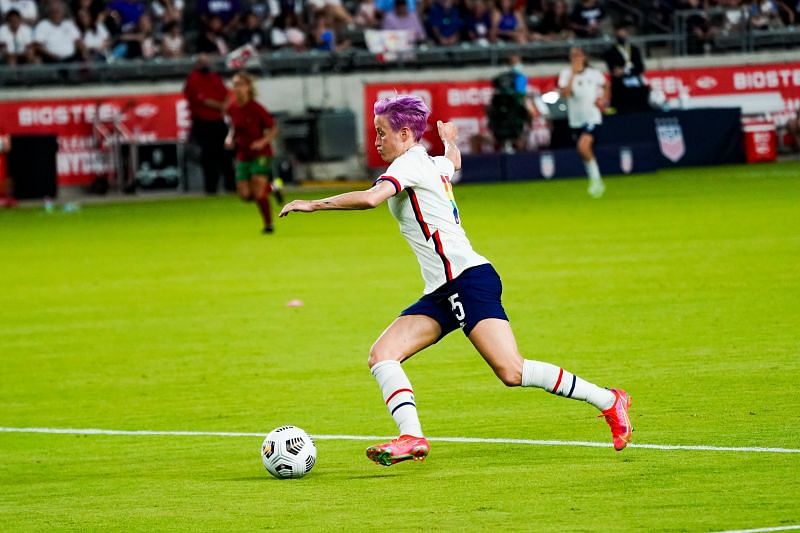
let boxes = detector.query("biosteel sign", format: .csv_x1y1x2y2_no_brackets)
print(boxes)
0,93,189,186
364,61,800,168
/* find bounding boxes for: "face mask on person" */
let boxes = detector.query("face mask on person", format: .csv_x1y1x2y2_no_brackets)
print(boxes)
199,65,211,74
616,35,627,45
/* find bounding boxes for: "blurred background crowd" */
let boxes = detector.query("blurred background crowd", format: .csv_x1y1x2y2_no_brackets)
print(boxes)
1,0,798,65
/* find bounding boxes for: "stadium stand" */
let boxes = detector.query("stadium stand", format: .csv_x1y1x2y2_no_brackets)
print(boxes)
0,0,798,84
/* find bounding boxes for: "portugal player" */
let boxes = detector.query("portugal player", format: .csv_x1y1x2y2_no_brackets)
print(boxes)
280,95,632,465
225,72,280,233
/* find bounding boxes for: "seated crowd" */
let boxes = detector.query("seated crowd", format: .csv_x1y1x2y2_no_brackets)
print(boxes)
0,0,797,64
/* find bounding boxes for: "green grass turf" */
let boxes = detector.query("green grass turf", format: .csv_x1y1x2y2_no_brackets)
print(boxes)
1,162,799,531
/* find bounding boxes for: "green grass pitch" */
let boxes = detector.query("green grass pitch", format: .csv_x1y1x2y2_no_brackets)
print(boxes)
1,162,799,531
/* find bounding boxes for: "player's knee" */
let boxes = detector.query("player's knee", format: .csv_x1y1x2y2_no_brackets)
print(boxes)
496,367,522,387
367,343,398,368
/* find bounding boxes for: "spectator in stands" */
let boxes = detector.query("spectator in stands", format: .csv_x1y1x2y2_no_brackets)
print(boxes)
107,0,146,33
33,1,85,62
426,0,463,45
76,7,109,60
382,0,426,43
308,0,355,27
569,0,605,38
376,0,418,14
270,11,307,51
491,0,527,43
71,0,105,23
197,14,230,55
0,9,35,64
603,23,650,113
236,11,268,50
717,0,747,34
531,0,572,39
116,12,157,58
198,0,242,37
684,0,714,54
523,0,545,31
747,0,793,28
313,11,351,50
465,0,493,44
183,53,235,194
354,0,381,28
160,19,184,57
151,0,183,25
1,0,37,26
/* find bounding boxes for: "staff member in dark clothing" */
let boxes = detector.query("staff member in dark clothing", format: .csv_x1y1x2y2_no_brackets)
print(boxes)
183,54,235,194
603,23,649,114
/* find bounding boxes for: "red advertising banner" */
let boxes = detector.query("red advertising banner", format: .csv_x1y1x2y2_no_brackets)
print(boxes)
364,61,800,168
0,93,190,186
364,78,557,169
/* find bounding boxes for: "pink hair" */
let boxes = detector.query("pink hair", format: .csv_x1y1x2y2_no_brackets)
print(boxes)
373,94,430,141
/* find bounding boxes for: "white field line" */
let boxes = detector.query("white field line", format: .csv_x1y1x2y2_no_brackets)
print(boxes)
1,426,800,454
712,526,800,533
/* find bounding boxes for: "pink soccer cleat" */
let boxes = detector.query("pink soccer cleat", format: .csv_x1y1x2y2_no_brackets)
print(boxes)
366,435,430,466
600,388,633,451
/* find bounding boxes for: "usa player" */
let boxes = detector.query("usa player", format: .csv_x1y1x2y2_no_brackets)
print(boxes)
279,95,632,465
225,72,280,233
558,47,609,198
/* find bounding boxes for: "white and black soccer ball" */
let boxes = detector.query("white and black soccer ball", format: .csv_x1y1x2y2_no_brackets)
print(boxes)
261,425,317,479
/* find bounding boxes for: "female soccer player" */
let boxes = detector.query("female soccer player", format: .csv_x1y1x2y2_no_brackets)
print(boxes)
280,95,632,466
225,71,280,233
558,47,609,198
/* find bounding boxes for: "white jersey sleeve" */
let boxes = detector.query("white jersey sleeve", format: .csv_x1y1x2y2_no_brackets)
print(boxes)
432,155,455,179
375,155,421,195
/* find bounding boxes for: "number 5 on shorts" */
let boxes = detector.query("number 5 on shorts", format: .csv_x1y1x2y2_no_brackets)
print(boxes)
448,293,465,321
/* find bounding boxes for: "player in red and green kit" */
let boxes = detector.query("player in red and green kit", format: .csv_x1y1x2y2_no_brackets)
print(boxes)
225,71,280,233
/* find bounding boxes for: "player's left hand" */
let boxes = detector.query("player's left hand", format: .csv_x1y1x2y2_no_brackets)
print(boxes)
250,139,268,150
437,120,458,143
279,199,315,217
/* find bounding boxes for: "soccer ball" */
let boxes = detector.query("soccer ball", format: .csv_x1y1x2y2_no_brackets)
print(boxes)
261,425,317,479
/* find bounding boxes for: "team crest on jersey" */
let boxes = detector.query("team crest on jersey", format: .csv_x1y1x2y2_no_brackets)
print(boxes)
619,147,633,174
655,118,686,163
540,152,555,179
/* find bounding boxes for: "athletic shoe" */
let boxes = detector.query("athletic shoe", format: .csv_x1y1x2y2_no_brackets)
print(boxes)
600,388,633,451
262,226,274,234
366,435,430,466
588,179,606,198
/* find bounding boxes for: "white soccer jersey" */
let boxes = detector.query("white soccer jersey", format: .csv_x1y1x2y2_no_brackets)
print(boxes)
376,145,488,294
558,66,606,129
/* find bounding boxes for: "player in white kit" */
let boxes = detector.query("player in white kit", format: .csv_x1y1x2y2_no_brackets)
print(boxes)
559,47,609,198
279,95,632,466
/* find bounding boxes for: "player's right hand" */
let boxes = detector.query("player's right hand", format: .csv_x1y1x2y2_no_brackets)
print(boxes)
437,120,458,143
279,199,315,217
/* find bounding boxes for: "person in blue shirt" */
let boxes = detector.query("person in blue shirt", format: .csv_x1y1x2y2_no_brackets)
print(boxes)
426,0,463,45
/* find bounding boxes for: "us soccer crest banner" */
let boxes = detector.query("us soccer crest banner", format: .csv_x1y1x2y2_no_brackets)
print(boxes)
655,118,686,163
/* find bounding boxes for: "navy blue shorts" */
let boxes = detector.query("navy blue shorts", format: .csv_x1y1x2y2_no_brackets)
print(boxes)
400,263,509,339
571,123,601,142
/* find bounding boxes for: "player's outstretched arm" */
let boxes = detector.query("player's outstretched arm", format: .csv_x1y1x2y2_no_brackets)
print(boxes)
437,120,461,170
279,180,396,217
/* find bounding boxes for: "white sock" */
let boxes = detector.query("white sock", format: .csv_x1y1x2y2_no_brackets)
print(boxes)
521,359,615,411
371,360,424,437
583,158,602,182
